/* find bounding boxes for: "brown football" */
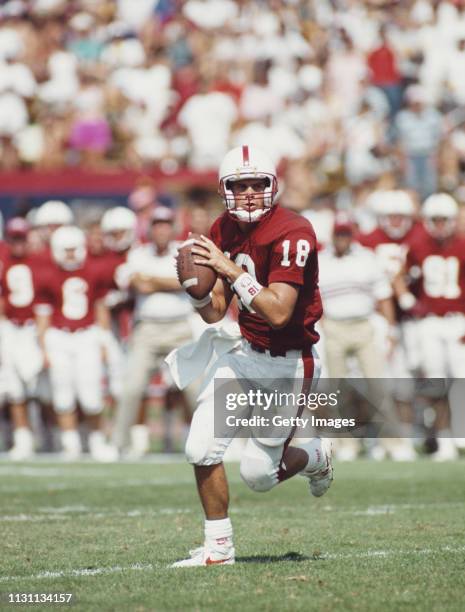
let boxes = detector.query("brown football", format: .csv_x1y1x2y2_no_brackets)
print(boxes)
176,233,217,299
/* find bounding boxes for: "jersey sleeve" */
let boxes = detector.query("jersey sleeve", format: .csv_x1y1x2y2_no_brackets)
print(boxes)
268,228,316,286
209,217,222,248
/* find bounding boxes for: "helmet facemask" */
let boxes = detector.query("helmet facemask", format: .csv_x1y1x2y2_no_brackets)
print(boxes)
379,214,413,239
104,229,134,252
425,216,457,241
219,173,278,223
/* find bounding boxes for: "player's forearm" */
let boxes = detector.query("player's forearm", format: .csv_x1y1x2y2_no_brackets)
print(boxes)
250,289,292,329
131,274,181,294
392,270,417,310
95,299,111,330
192,290,228,323
196,300,226,323
377,297,396,327
35,312,50,349
232,274,297,329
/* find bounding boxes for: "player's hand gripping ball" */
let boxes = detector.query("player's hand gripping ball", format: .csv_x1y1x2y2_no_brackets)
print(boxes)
176,233,217,299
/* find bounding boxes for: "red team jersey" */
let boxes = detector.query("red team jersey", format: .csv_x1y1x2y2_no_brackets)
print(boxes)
0,253,38,324
210,206,322,354
358,223,423,279
91,249,134,339
35,260,108,331
406,224,465,316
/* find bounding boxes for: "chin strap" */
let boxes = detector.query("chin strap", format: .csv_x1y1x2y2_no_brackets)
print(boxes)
229,208,269,223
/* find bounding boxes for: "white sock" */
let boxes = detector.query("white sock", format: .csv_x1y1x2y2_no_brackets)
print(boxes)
302,438,325,472
204,518,233,549
437,430,456,449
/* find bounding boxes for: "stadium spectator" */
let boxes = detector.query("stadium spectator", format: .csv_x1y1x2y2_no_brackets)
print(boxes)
394,85,443,201
367,25,403,119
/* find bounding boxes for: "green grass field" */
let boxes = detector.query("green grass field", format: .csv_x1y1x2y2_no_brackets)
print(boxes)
0,458,464,612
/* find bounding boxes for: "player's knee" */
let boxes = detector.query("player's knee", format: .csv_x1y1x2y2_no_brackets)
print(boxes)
240,456,277,492
240,440,281,492
184,435,225,466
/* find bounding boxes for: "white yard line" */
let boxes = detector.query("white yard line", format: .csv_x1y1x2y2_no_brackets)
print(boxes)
1,507,193,521
1,546,465,583
318,545,465,561
1,500,464,521
0,563,154,583
0,453,186,465
0,514,66,522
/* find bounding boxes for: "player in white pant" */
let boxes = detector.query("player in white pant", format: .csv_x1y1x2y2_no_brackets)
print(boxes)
35,226,117,461
0,218,46,459
170,146,332,568
395,193,465,460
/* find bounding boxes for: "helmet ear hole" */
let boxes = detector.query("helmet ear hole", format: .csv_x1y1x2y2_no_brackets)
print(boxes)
264,177,271,188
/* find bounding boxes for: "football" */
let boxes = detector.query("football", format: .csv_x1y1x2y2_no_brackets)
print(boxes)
176,233,217,299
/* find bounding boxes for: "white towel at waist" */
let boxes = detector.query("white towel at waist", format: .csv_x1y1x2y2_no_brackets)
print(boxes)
165,322,242,389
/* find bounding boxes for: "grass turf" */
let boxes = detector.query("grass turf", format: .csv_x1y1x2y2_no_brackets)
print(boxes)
0,458,464,611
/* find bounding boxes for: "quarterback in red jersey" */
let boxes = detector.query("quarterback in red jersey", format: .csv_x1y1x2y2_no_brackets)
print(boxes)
0,218,43,459
170,145,331,568
34,225,117,461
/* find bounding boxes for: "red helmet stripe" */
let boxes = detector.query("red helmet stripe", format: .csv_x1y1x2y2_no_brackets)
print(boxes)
242,145,249,165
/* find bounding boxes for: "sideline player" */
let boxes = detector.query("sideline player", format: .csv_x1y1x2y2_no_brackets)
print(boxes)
0,218,43,459
394,193,465,459
170,145,332,567
34,226,117,461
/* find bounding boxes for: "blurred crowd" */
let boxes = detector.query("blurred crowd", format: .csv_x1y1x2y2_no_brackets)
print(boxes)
0,0,465,203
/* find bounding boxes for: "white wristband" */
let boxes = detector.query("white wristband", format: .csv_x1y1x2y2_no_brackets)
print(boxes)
189,293,212,309
398,292,416,311
232,272,263,307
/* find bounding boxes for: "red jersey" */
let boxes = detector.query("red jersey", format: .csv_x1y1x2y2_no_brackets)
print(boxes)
35,259,108,331
406,225,465,316
0,253,38,325
0,240,9,274
358,223,422,280
89,250,123,291
210,206,322,353
91,249,133,339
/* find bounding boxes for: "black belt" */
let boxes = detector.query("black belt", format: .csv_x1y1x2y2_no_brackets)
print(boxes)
250,343,288,358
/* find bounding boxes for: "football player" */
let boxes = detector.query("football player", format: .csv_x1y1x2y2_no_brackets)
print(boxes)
98,206,138,396
395,193,465,460
169,145,332,567
359,190,421,456
0,218,43,459
34,226,117,461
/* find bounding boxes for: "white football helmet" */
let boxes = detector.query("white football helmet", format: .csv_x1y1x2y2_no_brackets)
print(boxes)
51,226,87,270
422,193,458,240
218,145,278,223
101,207,137,252
35,200,74,227
377,190,415,239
